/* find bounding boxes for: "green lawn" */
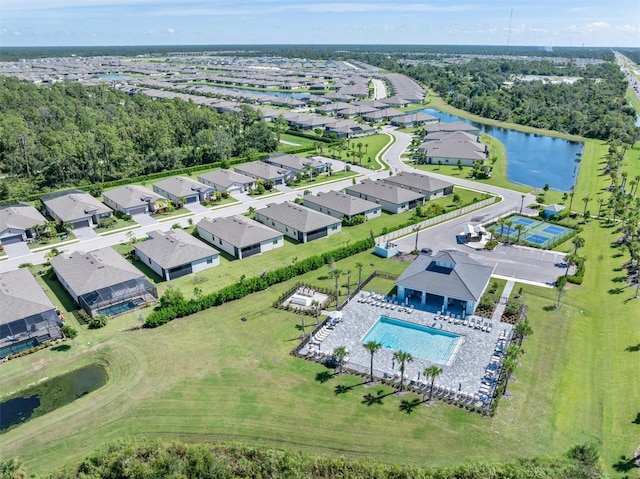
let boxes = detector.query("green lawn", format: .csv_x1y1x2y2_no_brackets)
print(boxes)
278,133,319,149
2,130,639,477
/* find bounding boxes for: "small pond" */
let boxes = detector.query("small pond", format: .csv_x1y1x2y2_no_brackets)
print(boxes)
0,363,108,433
418,108,584,191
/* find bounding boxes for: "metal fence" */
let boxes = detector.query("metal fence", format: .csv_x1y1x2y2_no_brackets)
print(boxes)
375,196,498,244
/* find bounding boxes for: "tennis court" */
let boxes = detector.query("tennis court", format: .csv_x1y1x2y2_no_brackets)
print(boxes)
488,214,574,249
524,234,549,246
512,217,536,227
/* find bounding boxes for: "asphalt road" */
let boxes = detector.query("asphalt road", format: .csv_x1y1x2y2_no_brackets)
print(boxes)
0,128,564,287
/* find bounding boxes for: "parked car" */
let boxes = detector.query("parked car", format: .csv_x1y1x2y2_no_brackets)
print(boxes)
420,247,433,256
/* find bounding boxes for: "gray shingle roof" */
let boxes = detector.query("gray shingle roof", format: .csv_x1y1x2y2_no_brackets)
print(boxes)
234,161,290,181
50,247,146,297
0,268,57,323
256,202,340,232
198,169,255,189
0,205,47,232
152,177,211,198
383,172,453,194
197,215,282,248
42,192,112,223
135,229,217,269
423,121,479,134
265,154,328,172
346,180,424,204
391,112,439,124
102,185,165,209
303,191,379,217
396,251,494,302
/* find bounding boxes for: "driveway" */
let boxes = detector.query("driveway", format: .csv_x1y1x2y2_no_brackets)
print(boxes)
184,203,209,214
2,241,31,258
132,213,159,227
73,226,100,241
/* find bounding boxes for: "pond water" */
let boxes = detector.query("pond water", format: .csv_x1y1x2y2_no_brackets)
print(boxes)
0,363,108,433
418,108,584,191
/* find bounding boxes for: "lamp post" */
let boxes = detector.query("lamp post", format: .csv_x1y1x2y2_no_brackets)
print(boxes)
413,226,420,252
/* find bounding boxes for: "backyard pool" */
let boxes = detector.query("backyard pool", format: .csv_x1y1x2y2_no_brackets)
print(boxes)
361,316,463,366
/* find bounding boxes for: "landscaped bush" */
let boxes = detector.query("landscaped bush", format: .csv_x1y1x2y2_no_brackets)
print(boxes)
88,314,108,329
48,438,606,479
144,238,375,328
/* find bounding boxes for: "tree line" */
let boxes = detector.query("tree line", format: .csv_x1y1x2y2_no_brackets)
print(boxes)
0,77,277,200
396,58,638,142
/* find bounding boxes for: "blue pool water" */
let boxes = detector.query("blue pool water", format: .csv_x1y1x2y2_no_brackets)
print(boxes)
0,338,40,359
418,109,584,191
98,298,143,317
361,317,462,365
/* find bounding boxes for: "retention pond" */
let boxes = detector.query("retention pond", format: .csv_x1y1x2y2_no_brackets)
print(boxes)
0,363,108,433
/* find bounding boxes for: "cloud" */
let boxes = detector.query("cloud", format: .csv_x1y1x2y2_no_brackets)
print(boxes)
583,21,610,32
167,27,175,34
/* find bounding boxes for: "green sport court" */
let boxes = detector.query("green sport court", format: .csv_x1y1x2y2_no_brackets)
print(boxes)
490,215,574,248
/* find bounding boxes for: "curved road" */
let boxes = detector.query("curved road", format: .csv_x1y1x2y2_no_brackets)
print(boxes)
0,128,564,285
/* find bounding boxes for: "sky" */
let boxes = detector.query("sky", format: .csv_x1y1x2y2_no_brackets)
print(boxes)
1,0,638,48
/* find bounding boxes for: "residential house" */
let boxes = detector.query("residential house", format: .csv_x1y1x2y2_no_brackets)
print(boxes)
41,190,113,229
423,121,480,136
383,172,454,200
152,177,214,205
303,190,381,220
417,131,488,167
0,204,47,245
395,250,495,315
344,179,425,214
102,185,168,215
0,268,63,359
50,247,158,318
234,161,293,186
198,169,256,193
255,202,342,243
135,229,219,280
390,112,439,128
197,215,284,259
265,153,331,175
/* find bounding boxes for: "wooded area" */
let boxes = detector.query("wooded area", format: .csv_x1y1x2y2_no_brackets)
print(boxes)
398,59,638,141
0,77,277,199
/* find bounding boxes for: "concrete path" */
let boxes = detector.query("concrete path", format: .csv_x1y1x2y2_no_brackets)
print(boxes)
491,280,516,322
132,213,158,227
2,241,31,258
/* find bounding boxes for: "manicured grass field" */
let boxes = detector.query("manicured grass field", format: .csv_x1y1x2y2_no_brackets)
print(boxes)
2,131,639,477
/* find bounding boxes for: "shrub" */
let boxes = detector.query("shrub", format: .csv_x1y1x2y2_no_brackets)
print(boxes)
145,237,375,328
88,314,108,329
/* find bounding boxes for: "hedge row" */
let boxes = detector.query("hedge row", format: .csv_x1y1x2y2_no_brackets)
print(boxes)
144,237,375,328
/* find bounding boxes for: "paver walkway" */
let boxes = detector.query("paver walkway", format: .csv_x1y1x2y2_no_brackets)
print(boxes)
491,280,516,322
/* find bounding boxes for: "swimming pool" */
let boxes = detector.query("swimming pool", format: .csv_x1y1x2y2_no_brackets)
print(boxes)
98,298,144,317
361,317,463,365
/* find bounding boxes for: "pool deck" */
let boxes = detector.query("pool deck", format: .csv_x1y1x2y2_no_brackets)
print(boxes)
302,294,514,398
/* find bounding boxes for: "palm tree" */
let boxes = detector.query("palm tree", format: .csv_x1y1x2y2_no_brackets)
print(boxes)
597,198,605,218
505,345,522,361
424,365,443,401
332,346,348,375
515,224,525,244
501,357,517,395
582,195,591,216
513,319,533,346
571,236,585,254
329,269,343,306
496,219,506,241
345,269,352,298
564,253,579,277
393,350,413,392
355,262,364,286
504,219,513,244
311,299,321,325
363,341,382,383
568,187,576,211
555,276,568,308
